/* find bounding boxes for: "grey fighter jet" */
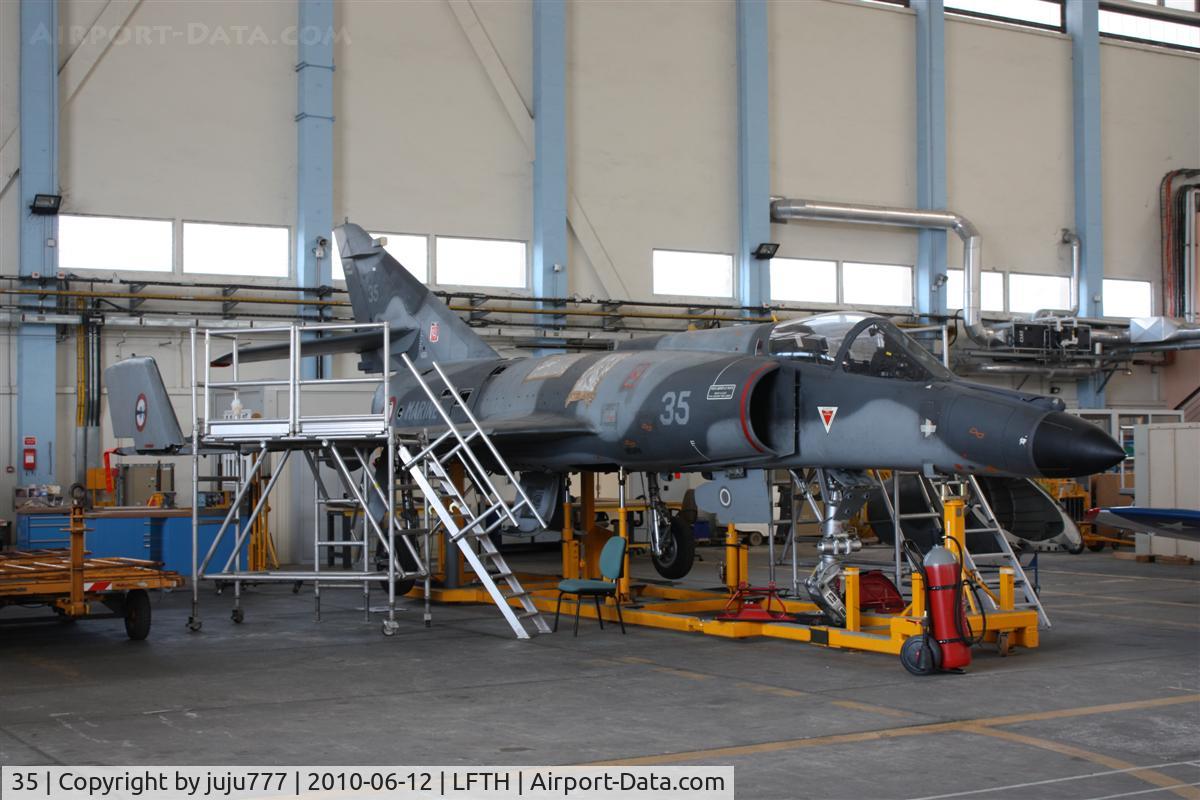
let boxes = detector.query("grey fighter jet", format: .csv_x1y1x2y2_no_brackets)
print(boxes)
209,223,1126,620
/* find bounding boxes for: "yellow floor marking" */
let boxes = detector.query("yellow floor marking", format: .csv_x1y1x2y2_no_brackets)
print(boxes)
735,681,809,698
963,725,1200,800
830,699,917,719
1042,569,1199,585
589,693,1200,766
23,655,84,681
1049,607,1200,630
651,666,711,681
1042,590,1199,608
614,655,710,680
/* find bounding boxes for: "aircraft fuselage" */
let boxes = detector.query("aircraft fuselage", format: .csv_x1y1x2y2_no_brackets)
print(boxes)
379,344,1119,480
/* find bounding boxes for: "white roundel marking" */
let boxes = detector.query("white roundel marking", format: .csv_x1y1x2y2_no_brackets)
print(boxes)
134,394,148,432
719,487,732,508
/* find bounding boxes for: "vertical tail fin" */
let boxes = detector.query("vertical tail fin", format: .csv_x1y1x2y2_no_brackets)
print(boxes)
335,223,497,366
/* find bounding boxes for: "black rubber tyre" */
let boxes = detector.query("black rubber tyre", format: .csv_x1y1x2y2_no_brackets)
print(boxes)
377,538,419,597
748,531,765,547
124,589,151,641
652,515,696,580
900,635,942,676
1087,541,1106,552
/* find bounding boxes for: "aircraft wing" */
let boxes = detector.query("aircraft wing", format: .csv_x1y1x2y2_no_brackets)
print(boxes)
396,413,594,442
1090,507,1200,542
211,327,414,367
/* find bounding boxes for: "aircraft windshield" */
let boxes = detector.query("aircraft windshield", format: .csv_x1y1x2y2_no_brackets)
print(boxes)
768,312,953,381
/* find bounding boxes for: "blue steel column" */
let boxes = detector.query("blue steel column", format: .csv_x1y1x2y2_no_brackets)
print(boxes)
18,0,59,484
737,0,770,310
914,0,947,319
533,0,567,320
296,0,335,378
1067,0,1105,407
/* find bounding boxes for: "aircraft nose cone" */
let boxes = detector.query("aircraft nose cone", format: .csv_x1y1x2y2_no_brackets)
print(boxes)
1031,412,1126,478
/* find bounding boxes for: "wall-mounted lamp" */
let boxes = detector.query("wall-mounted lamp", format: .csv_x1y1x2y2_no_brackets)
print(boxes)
752,242,779,260
30,194,62,216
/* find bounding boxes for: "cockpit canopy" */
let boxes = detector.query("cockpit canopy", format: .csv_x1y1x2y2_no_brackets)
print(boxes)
768,312,953,382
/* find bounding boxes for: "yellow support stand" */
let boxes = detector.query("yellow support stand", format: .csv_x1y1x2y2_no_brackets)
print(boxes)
561,493,579,581
415,469,1041,665
844,567,861,632
943,496,966,562
723,523,747,591
999,566,1015,611
617,483,632,603
910,571,927,617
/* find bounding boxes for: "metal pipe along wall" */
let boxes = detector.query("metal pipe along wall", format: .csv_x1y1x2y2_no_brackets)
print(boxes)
770,197,1004,347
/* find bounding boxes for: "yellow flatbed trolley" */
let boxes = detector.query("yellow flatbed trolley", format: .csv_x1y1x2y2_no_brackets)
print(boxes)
0,501,184,639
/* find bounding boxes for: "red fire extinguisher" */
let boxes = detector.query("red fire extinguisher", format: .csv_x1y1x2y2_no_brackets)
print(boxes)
900,541,979,675
924,545,972,671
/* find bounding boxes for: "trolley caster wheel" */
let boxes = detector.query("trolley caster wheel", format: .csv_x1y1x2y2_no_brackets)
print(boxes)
187,617,202,632
899,635,942,676
124,590,152,641
381,620,399,637
231,608,244,624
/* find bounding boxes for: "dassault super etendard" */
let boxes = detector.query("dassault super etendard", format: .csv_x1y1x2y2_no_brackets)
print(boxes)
209,223,1124,617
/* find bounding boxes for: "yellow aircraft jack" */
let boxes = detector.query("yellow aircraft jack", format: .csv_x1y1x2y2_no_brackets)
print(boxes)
409,474,1040,664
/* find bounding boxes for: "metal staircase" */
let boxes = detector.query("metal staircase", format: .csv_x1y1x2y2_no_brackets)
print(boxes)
873,471,1049,627
396,355,551,639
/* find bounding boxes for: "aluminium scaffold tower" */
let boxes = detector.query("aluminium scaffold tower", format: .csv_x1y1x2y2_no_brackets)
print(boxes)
185,323,549,638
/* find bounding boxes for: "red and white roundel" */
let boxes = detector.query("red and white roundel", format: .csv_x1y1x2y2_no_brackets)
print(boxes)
134,393,148,432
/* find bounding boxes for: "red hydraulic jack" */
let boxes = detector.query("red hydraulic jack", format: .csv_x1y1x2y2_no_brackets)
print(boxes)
716,581,797,622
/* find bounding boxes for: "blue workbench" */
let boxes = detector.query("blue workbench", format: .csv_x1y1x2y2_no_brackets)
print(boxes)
15,508,247,575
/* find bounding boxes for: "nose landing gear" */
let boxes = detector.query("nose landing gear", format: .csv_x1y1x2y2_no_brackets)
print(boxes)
803,469,872,626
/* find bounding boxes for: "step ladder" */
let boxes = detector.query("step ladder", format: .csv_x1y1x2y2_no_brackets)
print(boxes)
874,471,1050,628
396,354,551,639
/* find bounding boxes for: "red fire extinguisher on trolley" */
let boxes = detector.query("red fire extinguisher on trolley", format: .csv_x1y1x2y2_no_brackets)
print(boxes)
900,541,982,675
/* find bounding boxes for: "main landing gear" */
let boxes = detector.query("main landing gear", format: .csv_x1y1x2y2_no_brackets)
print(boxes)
646,472,695,580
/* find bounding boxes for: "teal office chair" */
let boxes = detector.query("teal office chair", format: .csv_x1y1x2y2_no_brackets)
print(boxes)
554,535,627,636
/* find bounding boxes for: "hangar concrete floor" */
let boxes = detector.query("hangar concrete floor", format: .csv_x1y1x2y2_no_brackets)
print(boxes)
2,545,1197,800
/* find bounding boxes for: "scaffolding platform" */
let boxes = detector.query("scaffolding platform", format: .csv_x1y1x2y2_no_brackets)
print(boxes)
185,322,549,638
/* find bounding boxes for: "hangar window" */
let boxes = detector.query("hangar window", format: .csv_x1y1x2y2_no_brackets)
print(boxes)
769,258,838,304
945,269,1006,312
1008,273,1072,314
332,232,427,283
652,249,734,298
435,236,527,289
58,214,174,273
1102,279,1154,318
183,222,290,278
1100,5,1200,50
944,0,1063,30
841,262,913,308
